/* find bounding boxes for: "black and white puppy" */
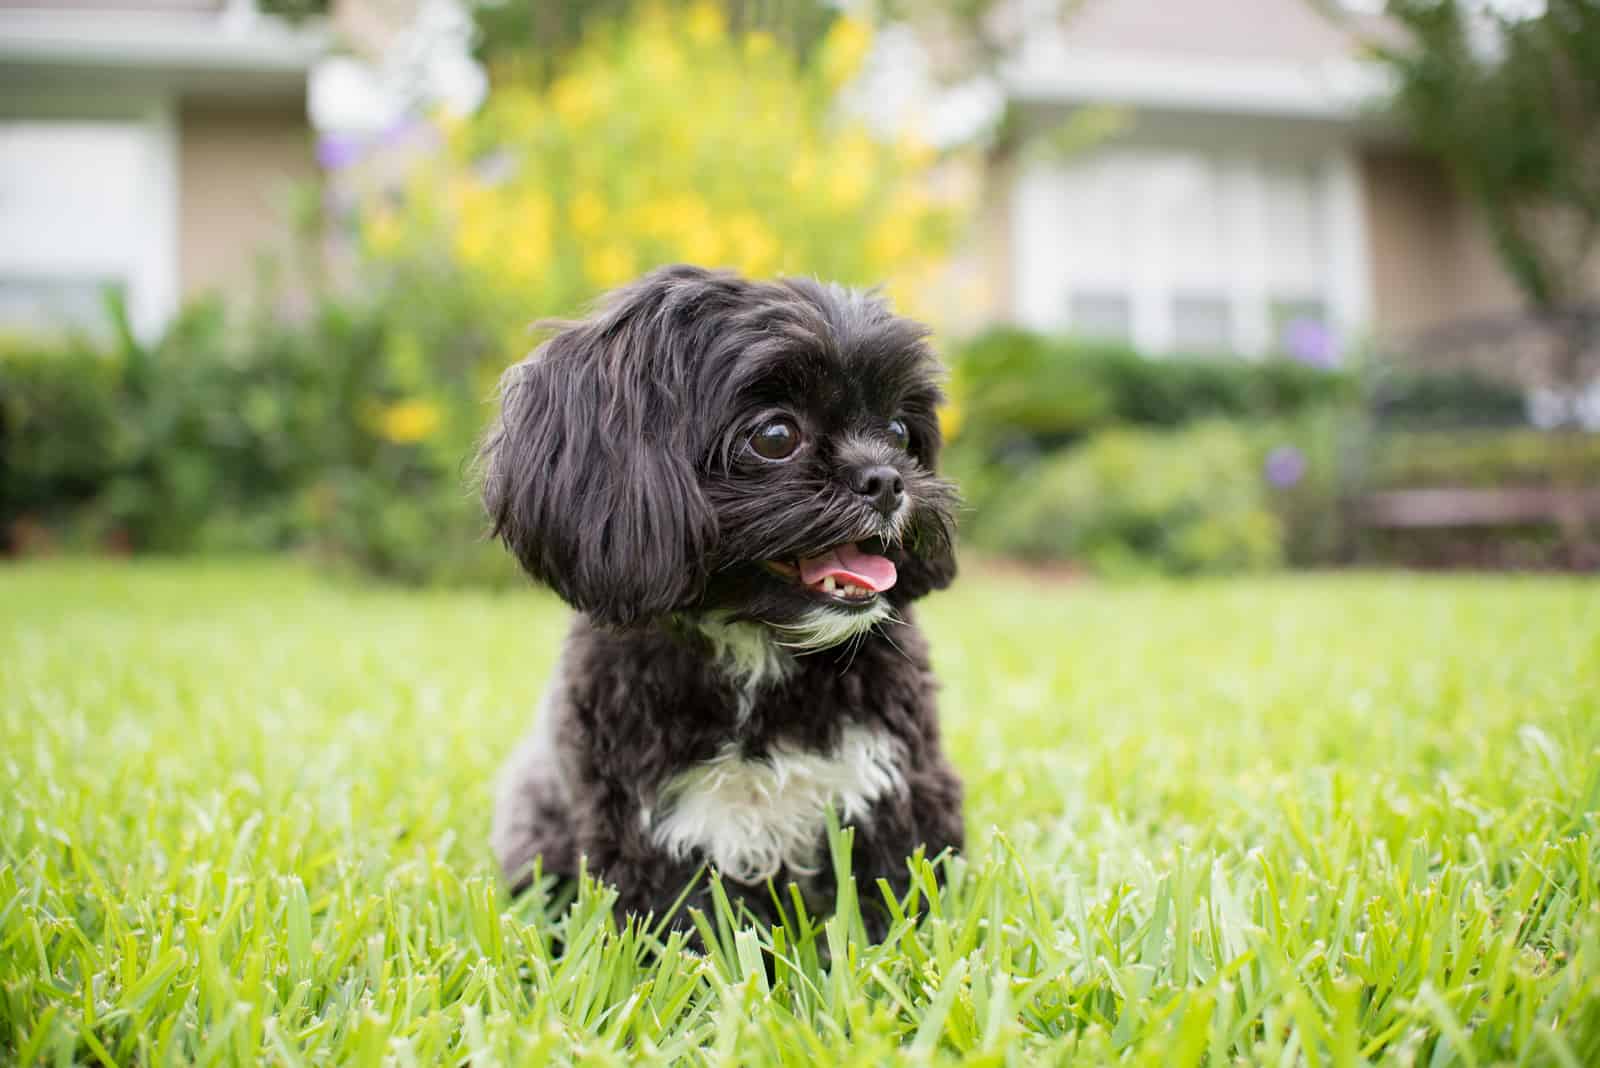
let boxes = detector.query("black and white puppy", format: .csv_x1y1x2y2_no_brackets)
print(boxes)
481,264,964,935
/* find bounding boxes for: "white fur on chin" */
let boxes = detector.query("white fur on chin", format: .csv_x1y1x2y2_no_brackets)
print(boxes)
770,601,891,652
645,724,906,885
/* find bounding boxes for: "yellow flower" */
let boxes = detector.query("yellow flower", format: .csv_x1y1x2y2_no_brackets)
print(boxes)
638,35,683,80
744,30,775,59
377,399,442,444
584,243,637,287
497,88,542,136
726,212,778,276
867,212,915,266
551,74,599,126
570,189,608,236
686,1,724,45
896,133,936,169
454,187,496,265
820,15,872,88
826,168,868,210
682,227,724,265
363,207,403,254
826,132,875,208
938,401,964,442
788,151,817,193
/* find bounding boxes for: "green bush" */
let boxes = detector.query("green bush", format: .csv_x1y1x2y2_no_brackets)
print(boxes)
1250,408,1358,567
297,6,959,585
0,334,123,537
1372,428,1600,488
945,327,1357,536
949,326,1353,445
979,421,1284,577
1371,369,1530,428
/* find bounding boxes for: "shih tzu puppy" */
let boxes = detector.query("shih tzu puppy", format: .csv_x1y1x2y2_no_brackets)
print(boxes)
482,264,964,936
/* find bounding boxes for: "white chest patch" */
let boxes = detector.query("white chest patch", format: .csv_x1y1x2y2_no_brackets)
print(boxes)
647,724,906,885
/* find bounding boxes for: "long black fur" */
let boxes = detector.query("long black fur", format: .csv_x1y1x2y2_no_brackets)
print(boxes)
482,264,964,936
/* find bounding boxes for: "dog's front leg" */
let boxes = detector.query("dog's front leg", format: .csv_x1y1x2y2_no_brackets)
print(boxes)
558,763,704,936
846,757,965,942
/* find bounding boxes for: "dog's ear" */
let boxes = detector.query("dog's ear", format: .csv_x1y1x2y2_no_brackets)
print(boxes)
897,535,958,598
480,282,716,626
895,396,959,599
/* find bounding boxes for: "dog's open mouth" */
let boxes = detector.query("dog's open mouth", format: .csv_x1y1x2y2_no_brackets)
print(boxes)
763,537,896,604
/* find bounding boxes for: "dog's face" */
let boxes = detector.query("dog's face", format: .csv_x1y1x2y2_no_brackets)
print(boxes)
480,264,957,643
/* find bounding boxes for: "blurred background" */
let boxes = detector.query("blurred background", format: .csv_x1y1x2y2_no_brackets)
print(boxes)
2,0,1596,584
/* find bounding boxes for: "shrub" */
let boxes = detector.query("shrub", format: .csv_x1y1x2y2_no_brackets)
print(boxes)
6,8,961,585
1371,428,1600,487
948,327,1353,446
945,327,1356,532
1251,407,1359,567
1371,369,1530,428
979,422,1284,577
308,3,962,583
362,3,958,330
1,296,353,554
0,334,123,542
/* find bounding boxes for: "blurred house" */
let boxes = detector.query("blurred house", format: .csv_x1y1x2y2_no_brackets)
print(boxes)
973,0,1559,358
0,0,332,340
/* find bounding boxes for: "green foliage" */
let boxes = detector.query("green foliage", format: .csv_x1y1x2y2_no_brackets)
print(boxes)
471,0,842,87
1373,428,1600,488
944,328,1356,566
0,290,518,581
980,422,1284,576
1,298,335,553
1372,367,1532,428
1371,0,1600,313
3,561,1599,1063
0,334,122,529
369,4,955,330
315,5,957,582
1253,406,1358,567
949,326,1352,449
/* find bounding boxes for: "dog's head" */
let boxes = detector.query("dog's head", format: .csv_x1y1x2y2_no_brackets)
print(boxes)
480,264,957,645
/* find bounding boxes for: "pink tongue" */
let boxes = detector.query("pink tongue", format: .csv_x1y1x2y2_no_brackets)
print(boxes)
797,543,898,592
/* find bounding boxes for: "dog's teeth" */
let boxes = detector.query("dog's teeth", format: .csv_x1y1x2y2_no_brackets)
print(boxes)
821,576,837,593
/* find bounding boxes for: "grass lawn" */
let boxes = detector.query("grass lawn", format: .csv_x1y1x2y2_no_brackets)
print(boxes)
2,560,1598,1065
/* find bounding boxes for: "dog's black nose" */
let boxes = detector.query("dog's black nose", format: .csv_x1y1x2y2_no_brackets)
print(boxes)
850,465,904,515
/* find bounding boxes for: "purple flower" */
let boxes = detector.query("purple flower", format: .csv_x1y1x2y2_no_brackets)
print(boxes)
1283,318,1340,369
1265,445,1307,489
316,134,365,171
378,116,434,150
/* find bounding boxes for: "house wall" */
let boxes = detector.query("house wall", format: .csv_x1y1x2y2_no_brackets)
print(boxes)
177,100,316,300
1057,0,1386,64
1360,148,1524,339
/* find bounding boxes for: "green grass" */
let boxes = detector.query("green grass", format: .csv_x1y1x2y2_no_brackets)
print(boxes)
2,560,1598,1066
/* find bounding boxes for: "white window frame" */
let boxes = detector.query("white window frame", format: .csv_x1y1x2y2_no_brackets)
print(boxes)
1010,130,1371,358
0,92,180,342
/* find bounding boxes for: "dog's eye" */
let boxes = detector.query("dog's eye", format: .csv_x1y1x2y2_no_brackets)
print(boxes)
750,417,801,460
887,418,911,451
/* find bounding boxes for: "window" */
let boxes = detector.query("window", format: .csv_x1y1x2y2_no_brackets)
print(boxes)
0,120,159,335
1012,144,1356,358
1172,294,1232,352
1067,290,1132,341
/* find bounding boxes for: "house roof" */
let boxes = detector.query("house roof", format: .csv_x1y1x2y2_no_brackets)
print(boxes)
0,2,327,98
1004,0,1398,124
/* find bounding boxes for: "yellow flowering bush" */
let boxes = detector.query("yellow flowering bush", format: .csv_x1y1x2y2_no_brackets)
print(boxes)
316,5,964,585
365,4,959,338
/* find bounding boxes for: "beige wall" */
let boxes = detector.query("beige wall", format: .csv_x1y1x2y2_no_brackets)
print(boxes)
177,101,317,301
1360,148,1525,339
